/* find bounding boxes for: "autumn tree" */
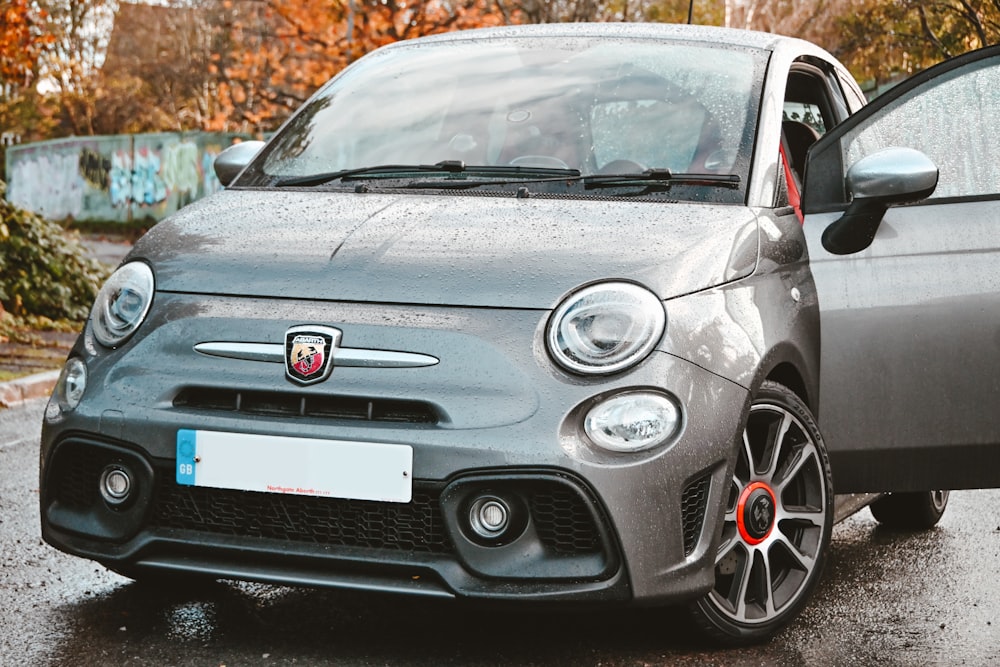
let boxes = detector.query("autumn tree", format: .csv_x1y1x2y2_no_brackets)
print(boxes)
18,0,997,145
1,0,53,87
96,0,226,133
36,0,118,135
714,0,851,52
208,0,516,133
1,0,57,180
512,1,621,22
497,0,719,24
838,0,1000,86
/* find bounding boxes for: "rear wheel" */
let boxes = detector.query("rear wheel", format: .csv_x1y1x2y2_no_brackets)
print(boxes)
870,490,949,529
689,381,833,645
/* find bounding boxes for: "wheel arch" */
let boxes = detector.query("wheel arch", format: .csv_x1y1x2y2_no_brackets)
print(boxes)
749,341,819,416
765,362,810,410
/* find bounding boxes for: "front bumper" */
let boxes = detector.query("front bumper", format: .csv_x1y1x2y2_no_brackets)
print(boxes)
41,293,747,604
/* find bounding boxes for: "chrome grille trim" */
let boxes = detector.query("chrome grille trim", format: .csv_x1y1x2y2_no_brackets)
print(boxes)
194,342,439,368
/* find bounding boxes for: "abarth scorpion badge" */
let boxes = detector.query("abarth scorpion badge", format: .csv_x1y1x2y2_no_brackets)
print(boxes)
285,325,341,385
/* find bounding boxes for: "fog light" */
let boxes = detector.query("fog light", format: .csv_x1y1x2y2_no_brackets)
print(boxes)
584,391,682,452
99,465,132,505
469,496,510,539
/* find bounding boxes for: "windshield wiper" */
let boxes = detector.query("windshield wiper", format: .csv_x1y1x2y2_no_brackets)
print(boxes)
411,168,741,193
582,169,741,190
401,170,584,191
274,162,467,187
275,163,736,193
273,161,580,188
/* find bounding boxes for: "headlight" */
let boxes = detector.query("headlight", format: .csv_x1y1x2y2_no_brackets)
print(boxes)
547,282,665,375
91,262,155,348
585,391,682,452
53,357,87,413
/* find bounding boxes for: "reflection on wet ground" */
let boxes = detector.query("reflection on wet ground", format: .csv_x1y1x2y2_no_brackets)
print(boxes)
796,497,1000,666
44,578,705,666
26,504,999,667
3,402,999,666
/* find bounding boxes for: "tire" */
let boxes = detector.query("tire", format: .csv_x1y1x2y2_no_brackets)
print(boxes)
689,381,834,645
869,490,949,530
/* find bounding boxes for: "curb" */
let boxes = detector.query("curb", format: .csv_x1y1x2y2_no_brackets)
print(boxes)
0,369,59,410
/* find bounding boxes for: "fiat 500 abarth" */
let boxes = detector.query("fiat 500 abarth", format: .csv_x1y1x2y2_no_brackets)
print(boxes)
40,23,1000,644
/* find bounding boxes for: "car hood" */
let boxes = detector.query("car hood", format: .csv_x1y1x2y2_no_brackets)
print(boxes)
134,190,759,309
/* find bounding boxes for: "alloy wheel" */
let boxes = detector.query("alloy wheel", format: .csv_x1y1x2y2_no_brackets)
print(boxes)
691,381,833,644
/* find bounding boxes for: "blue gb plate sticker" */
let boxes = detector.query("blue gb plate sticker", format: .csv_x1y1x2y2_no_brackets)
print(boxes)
176,429,197,485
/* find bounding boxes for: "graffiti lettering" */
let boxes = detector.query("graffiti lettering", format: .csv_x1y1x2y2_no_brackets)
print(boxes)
7,133,246,223
78,148,112,191
109,150,132,208
162,141,201,196
202,148,223,196
132,147,168,207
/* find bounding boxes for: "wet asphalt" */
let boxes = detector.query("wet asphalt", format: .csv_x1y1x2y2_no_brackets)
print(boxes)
2,397,999,666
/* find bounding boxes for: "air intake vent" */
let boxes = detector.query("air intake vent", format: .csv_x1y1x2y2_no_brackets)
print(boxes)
530,489,601,554
174,387,439,424
681,475,711,556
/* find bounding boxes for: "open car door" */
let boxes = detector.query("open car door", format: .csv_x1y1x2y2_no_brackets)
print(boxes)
800,45,1000,493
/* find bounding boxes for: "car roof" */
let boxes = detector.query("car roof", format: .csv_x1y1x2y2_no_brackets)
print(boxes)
393,21,824,55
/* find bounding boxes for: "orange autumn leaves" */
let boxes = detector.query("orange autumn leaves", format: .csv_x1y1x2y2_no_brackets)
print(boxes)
0,0,53,86
207,0,512,132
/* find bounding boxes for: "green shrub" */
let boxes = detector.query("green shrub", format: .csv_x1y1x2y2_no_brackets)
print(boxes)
0,181,109,321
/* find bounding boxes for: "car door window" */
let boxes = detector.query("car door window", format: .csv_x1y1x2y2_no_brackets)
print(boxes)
841,58,1000,199
780,63,849,215
805,45,1000,208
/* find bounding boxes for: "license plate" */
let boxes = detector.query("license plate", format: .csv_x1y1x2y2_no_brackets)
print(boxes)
176,429,413,503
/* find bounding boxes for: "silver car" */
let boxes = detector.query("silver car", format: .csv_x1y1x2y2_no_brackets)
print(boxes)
39,23,1000,644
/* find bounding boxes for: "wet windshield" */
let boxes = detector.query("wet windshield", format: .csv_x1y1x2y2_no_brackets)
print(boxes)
237,35,765,203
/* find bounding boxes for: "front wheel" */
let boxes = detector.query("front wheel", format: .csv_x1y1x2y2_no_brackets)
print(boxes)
869,490,949,530
689,381,834,645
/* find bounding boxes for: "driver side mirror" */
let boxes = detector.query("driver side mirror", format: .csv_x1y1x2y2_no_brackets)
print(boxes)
821,147,938,255
214,140,267,187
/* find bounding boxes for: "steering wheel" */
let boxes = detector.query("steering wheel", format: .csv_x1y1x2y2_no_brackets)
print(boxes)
596,159,648,174
508,155,572,169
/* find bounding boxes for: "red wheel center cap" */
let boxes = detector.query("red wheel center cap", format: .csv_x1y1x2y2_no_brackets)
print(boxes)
737,482,776,545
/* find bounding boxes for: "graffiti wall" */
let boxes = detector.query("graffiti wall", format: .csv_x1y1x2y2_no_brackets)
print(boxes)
4,133,248,223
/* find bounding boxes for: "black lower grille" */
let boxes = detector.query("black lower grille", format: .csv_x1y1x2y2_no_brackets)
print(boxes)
47,439,607,561
173,387,439,424
149,476,605,557
681,475,711,556
150,477,454,554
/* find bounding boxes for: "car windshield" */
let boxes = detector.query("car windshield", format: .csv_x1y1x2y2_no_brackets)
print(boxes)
237,35,765,203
